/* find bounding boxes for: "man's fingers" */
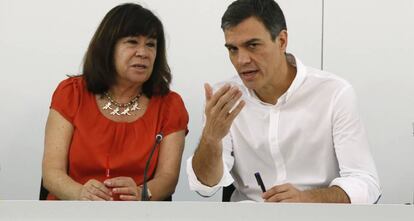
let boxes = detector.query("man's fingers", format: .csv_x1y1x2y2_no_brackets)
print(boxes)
262,183,302,203
204,83,213,101
226,100,245,123
220,91,243,116
213,87,240,112
276,183,294,192
262,184,290,199
266,191,292,202
205,84,231,110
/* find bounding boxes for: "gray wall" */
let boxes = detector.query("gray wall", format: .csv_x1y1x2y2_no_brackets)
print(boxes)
0,0,412,204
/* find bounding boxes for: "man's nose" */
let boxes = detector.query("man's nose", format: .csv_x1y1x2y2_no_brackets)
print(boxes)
237,50,251,65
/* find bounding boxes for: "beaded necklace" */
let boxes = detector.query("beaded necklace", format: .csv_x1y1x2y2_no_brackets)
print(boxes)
102,92,141,116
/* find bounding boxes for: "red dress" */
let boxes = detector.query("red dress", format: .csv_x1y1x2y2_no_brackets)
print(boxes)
47,77,189,200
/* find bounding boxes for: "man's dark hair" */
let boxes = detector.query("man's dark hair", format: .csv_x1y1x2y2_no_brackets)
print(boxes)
82,3,171,97
221,0,287,41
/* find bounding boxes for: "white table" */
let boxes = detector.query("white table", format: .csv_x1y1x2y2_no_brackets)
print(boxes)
0,201,413,221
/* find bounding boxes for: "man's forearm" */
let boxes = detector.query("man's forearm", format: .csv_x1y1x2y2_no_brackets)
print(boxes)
304,186,350,203
192,134,224,186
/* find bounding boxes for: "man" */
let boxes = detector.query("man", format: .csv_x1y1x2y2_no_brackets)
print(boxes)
187,0,381,203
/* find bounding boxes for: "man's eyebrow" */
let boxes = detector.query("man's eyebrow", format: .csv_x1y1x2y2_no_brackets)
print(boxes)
243,38,261,46
225,38,262,48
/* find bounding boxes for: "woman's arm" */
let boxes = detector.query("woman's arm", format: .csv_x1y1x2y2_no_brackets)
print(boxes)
42,109,111,200
42,109,81,199
147,130,186,200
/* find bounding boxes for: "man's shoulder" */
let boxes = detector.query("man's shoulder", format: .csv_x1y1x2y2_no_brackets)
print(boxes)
305,66,352,89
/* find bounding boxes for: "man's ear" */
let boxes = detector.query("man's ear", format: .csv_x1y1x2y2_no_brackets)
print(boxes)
277,30,288,53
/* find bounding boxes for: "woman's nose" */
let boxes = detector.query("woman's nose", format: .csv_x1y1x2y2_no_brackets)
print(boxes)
134,47,148,58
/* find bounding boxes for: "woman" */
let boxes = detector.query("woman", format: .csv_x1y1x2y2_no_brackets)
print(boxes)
42,3,188,201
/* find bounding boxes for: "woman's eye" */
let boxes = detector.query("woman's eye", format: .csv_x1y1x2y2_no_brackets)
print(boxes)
146,42,156,48
126,39,138,44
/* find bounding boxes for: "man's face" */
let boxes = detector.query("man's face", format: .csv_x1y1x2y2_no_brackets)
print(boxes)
224,16,287,91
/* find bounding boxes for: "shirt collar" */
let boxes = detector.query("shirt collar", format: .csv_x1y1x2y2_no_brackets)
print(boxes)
284,53,307,102
245,53,307,106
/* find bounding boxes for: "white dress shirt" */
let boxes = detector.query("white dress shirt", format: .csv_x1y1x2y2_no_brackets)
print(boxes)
187,54,381,204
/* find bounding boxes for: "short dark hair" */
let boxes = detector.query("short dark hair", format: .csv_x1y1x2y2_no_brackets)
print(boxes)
221,0,287,41
82,3,171,97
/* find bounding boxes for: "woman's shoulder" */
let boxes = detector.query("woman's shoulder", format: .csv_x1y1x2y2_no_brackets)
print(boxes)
152,91,189,135
164,90,182,99
53,76,88,97
56,76,85,90
158,91,185,105
149,91,187,113
51,76,87,123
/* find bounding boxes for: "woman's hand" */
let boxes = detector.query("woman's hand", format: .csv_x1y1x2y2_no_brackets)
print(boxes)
104,177,141,201
79,179,112,201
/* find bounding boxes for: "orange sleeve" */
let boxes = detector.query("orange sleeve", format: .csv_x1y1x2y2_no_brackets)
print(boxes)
50,77,82,124
161,92,189,136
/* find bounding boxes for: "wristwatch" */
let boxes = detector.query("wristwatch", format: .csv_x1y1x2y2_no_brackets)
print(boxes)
147,187,152,200
140,185,152,200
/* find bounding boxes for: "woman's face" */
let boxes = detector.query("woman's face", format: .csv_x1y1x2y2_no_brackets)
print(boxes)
113,35,157,87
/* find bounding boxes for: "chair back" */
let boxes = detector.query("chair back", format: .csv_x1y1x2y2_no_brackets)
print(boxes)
222,184,235,202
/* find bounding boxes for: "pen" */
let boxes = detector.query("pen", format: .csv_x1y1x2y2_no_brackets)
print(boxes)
254,172,267,193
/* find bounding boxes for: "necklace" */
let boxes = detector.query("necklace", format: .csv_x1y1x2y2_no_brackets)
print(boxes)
102,92,141,116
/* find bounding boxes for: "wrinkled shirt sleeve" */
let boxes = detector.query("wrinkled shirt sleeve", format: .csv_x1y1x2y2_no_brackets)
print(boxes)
329,86,381,204
187,133,235,197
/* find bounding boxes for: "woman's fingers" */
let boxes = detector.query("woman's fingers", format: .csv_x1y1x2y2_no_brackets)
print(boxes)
80,179,112,201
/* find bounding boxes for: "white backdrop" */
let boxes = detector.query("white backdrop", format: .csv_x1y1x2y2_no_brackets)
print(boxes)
323,0,414,204
0,0,412,203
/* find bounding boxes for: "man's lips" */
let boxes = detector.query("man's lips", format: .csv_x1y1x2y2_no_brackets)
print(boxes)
239,70,258,80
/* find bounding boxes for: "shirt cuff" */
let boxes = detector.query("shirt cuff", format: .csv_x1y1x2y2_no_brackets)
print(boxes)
330,177,372,204
186,155,234,197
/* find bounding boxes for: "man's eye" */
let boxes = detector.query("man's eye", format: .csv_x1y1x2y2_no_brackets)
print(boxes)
248,43,258,49
228,47,237,53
